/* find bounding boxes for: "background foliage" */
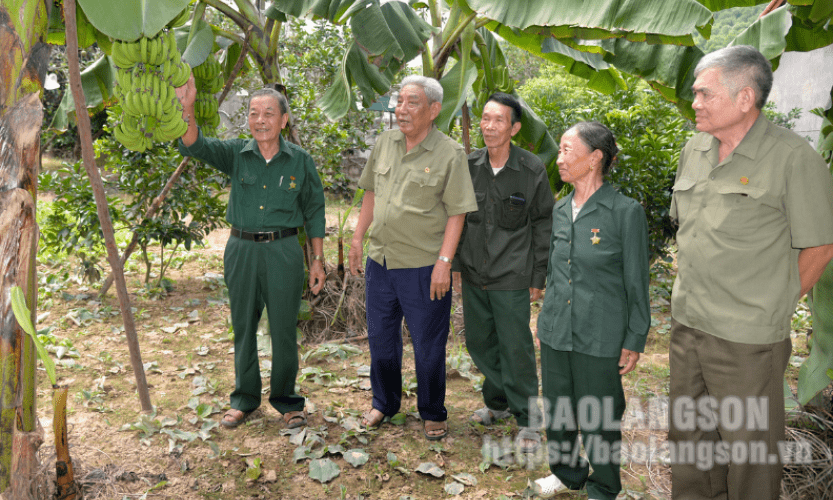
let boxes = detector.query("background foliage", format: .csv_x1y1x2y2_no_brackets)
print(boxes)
280,19,381,197
519,65,695,262
40,108,228,289
693,5,767,53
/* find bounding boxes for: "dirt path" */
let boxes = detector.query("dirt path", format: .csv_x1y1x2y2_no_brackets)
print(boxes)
27,223,674,500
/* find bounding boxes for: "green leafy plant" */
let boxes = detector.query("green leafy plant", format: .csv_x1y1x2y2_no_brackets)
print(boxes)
11,287,57,386
280,19,380,197
39,108,228,289
520,68,696,262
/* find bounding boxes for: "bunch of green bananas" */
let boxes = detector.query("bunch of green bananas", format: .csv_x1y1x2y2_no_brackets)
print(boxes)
192,53,224,135
492,65,514,94
195,93,221,131
474,65,516,108
111,30,191,152
167,7,190,29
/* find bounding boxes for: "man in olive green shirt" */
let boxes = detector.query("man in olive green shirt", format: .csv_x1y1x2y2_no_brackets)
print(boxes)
669,46,833,500
452,93,553,452
349,76,477,440
176,78,326,429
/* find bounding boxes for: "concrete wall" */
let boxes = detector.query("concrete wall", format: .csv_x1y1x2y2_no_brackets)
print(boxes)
768,45,833,146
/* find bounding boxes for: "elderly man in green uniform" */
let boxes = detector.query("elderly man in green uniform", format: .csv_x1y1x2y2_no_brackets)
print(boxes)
668,45,833,500
175,77,326,429
452,92,553,453
349,75,477,440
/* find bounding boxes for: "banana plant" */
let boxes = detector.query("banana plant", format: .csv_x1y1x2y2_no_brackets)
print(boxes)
269,0,567,182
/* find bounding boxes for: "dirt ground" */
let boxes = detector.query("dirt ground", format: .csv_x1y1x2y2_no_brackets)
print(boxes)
21,210,687,500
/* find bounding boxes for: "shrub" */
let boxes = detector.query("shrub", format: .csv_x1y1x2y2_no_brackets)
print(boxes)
39,107,228,287
520,66,696,262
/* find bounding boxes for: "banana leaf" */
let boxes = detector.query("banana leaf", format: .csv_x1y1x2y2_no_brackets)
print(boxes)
729,6,791,63
45,1,98,48
693,0,769,11
76,0,191,41
435,22,477,131
798,260,833,405
49,54,115,131
465,0,714,42
272,0,434,121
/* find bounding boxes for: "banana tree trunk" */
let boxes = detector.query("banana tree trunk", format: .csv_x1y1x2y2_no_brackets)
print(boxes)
0,0,50,493
53,387,76,500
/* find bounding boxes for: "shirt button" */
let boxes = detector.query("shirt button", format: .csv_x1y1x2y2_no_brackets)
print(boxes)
569,279,572,284
263,185,267,189
710,176,715,180
567,259,571,264
568,240,571,244
259,206,264,210
567,299,571,304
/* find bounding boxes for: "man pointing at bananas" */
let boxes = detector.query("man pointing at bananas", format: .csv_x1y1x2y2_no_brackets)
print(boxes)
175,76,326,429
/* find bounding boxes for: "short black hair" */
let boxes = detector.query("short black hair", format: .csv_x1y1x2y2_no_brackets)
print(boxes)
567,121,619,176
486,92,522,124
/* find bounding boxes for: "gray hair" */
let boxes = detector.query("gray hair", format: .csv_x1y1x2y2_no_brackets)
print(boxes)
694,45,772,110
567,121,618,177
399,75,443,104
248,88,289,115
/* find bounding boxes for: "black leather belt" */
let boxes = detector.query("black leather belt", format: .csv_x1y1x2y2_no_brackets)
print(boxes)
231,227,298,242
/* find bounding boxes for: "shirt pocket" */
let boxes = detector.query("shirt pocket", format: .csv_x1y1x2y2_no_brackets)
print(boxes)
705,184,769,235
373,162,391,195
671,177,696,220
273,170,303,213
403,170,441,209
467,191,486,224
238,169,259,207
498,192,529,230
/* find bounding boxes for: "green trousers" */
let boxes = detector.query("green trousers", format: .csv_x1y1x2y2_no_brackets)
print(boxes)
668,319,791,500
541,346,626,500
462,282,538,427
224,234,305,414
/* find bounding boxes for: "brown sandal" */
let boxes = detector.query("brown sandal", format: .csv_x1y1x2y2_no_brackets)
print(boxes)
284,409,307,429
423,420,447,441
221,408,254,428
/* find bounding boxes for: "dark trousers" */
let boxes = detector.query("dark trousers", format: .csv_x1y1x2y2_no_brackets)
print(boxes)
224,234,305,414
668,319,791,500
541,346,626,500
462,282,538,426
365,257,451,422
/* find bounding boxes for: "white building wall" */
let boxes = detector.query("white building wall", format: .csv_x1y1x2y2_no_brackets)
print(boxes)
768,45,833,147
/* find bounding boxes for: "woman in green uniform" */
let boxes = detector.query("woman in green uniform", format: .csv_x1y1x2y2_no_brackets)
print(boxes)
534,122,650,500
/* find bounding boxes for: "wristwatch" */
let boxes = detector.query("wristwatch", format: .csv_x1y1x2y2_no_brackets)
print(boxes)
312,254,324,262
437,255,452,264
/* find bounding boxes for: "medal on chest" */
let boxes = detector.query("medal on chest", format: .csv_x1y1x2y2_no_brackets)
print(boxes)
590,228,600,245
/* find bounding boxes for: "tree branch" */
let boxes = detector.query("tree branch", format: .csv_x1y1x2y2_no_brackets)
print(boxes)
64,0,152,412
